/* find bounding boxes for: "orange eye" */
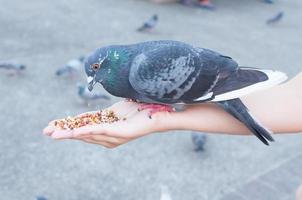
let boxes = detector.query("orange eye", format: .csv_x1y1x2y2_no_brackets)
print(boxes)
91,63,100,70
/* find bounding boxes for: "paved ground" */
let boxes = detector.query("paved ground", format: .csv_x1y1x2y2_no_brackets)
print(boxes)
220,153,302,200
0,0,301,199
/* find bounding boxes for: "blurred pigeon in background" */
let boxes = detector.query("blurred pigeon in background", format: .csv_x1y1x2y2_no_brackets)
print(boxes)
36,196,47,200
179,0,194,6
179,0,197,6
263,0,274,4
0,60,26,75
191,132,207,151
55,56,85,78
85,40,287,145
77,83,110,104
180,0,215,10
197,0,215,10
137,14,158,32
266,11,284,25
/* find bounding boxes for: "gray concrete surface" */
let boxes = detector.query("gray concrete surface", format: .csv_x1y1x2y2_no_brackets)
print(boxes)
220,153,302,200
0,0,301,199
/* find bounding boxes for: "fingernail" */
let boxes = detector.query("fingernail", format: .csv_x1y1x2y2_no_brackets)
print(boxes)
43,127,53,136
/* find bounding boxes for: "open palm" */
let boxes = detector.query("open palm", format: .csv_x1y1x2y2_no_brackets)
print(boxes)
43,101,172,148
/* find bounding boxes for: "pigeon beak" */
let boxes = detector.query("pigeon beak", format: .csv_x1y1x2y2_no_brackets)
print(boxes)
87,76,96,91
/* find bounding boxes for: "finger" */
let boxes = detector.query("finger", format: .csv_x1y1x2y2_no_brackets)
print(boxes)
46,111,98,138
51,124,109,139
43,125,55,136
80,138,117,148
43,118,63,136
77,134,128,145
51,129,74,139
70,125,106,137
42,119,57,136
52,119,132,139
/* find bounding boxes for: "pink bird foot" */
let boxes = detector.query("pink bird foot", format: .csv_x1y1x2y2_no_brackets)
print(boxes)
198,0,215,10
138,103,175,118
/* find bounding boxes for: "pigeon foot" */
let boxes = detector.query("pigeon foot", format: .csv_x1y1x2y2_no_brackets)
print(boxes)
137,103,174,118
198,0,215,10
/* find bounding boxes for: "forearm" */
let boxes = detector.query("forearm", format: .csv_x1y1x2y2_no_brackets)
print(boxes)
164,73,302,135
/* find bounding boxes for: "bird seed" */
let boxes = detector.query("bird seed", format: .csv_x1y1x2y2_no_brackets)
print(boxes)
54,110,119,130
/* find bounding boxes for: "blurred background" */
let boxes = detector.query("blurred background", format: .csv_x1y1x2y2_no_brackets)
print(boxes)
0,0,301,199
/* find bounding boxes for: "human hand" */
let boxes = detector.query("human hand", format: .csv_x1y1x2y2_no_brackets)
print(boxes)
43,101,173,148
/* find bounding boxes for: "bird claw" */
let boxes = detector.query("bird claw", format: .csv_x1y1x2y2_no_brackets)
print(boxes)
137,103,174,118
198,0,215,10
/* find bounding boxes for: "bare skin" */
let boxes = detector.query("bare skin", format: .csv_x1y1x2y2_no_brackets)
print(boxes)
43,72,302,148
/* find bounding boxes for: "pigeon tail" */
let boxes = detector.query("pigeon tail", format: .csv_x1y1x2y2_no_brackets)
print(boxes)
217,98,274,145
137,25,149,32
211,67,287,102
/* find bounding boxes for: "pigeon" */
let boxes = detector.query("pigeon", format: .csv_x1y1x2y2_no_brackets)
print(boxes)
137,14,158,32
0,60,26,75
263,0,274,4
179,0,194,6
85,40,287,145
77,83,110,104
191,132,207,151
36,197,47,200
197,0,215,10
266,11,284,25
55,56,85,78
180,0,215,10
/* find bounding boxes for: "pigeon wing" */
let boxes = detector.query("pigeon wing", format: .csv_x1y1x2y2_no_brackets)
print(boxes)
128,42,285,104
129,46,209,103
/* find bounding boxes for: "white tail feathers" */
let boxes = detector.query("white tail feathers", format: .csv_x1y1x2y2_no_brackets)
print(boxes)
212,68,288,102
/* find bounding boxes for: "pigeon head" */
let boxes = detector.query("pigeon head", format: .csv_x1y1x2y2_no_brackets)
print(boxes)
19,64,26,70
85,48,110,91
85,46,129,92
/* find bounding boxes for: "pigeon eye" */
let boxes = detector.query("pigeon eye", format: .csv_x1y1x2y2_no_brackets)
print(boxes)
91,63,100,70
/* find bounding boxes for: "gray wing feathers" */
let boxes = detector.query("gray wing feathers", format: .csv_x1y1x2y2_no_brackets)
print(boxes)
129,51,197,100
